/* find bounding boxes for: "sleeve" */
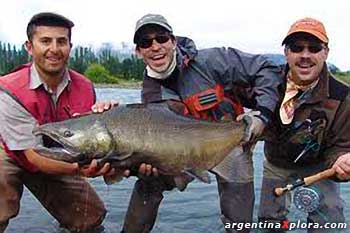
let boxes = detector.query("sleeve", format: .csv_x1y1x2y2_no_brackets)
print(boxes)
200,47,283,123
0,91,40,150
323,93,350,168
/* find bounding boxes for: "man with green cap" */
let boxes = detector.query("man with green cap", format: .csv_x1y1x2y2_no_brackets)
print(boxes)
121,13,284,233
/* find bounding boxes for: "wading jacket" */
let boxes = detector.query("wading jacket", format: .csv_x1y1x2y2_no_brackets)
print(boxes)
264,64,350,169
142,37,283,123
0,63,95,172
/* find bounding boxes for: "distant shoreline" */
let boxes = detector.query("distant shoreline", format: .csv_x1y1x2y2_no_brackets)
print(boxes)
94,82,141,89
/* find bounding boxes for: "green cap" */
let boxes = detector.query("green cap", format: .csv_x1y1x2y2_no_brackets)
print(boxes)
134,14,172,43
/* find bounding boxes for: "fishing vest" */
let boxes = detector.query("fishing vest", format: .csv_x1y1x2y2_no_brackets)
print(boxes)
0,63,95,172
155,62,244,122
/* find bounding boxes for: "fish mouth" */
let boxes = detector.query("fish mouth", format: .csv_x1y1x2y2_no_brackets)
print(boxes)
33,129,81,162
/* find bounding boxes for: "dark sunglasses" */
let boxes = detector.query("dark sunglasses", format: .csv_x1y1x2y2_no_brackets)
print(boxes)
288,43,325,53
137,34,172,48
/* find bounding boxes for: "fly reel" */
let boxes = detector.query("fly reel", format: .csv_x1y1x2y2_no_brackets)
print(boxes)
293,186,322,213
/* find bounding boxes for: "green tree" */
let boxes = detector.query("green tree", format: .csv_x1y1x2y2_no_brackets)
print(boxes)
69,46,97,73
84,63,119,84
0,41,30,75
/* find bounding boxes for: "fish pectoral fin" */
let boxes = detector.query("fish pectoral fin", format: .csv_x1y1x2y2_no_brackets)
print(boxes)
183,169,211,184
210,146,244,182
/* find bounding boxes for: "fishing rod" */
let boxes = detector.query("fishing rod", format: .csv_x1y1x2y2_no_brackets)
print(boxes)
274,168,335,197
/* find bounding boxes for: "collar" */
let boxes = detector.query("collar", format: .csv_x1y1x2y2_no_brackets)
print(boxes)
29,63,71,94
286,71,319,92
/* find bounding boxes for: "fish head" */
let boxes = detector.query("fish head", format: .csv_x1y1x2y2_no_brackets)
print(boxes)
33,116,114,164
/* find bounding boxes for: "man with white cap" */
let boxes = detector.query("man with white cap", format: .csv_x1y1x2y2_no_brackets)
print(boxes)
258,17,350,232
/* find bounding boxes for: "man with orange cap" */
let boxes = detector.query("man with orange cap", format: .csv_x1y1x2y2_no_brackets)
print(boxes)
258,17,350,232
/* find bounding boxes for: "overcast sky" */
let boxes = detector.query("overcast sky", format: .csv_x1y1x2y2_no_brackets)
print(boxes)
0,0,349,70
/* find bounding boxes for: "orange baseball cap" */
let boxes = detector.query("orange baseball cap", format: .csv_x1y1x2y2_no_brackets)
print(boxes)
282,17,328,45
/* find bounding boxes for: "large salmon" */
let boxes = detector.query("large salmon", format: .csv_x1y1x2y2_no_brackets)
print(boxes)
33,102,246,185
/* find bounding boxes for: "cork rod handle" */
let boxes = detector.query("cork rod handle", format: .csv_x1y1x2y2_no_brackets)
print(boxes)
304,168,335,185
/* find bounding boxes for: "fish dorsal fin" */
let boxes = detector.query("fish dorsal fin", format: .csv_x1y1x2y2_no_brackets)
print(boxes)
210,146,244,182
98,151,133,185
183,169,211,184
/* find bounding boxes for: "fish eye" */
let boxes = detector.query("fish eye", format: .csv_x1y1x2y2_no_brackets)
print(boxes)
63,130,74,137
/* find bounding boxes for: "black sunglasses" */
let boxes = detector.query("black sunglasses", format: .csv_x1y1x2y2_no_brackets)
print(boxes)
288,43,325,54
137,34,172,49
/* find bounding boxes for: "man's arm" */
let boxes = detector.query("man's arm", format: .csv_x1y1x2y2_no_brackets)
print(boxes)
24,148,116,176
24,149,78,174
0,91,41,150
198,48,282,142
0,91,114,176
200,47,283,124
324,93,350,181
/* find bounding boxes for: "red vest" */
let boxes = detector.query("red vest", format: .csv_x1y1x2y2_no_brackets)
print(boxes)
0,63,95,172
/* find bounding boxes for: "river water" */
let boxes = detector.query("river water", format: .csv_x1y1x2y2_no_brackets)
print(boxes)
6,88,350,233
